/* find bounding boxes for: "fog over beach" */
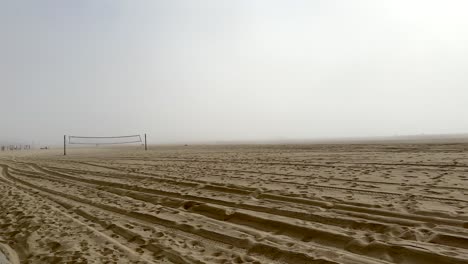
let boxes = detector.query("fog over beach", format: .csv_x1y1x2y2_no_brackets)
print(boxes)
1,0,468,145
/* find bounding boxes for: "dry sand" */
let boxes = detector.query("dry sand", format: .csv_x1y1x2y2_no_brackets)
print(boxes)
0,143,467,263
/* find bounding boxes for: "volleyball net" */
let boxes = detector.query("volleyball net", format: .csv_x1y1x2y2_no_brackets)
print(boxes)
68,135,143,145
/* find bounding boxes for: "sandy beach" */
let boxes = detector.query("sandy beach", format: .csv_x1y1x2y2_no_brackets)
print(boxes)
0,143,467,263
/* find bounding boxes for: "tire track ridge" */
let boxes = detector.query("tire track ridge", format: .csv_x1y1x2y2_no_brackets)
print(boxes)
12,164,468,264
64,161,468,203
0,164,160,264
3,164,355,264
27,163,468,229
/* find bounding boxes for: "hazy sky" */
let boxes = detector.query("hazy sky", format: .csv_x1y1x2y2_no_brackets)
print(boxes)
1,0,467,144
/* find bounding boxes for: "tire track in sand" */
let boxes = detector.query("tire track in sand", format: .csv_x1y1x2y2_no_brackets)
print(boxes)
0,164,160,264
33,162,468,229
3,163,368,264
9,162,468,264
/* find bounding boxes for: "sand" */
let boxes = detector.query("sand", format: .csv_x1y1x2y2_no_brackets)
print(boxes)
0,143,467,263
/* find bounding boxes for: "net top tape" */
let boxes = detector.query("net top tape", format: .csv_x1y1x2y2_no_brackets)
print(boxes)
69,135,141,139
68,140,142,145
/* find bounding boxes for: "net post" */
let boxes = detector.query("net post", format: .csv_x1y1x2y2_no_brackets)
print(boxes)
145,134,147,151
64,135,66,156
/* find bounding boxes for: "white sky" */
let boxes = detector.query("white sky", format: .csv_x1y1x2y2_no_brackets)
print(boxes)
1,0,467,144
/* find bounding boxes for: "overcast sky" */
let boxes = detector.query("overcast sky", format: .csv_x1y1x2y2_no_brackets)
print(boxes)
1,0,467,144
